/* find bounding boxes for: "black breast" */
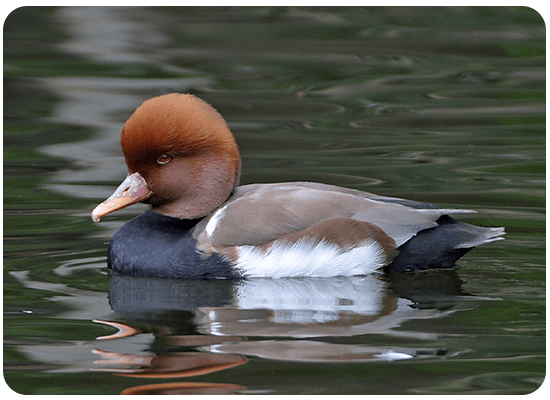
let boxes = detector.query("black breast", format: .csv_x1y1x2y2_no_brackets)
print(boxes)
107,209,239,279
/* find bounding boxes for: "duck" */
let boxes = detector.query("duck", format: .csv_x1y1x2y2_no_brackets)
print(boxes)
92,93,505,280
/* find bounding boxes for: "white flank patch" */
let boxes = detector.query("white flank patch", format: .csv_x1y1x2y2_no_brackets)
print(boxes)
205,205,227,237
236,238,386,279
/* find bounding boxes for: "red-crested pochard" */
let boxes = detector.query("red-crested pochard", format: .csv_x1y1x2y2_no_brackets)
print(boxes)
92,93,504,279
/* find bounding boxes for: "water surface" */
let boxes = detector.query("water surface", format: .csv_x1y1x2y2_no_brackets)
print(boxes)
3,6,545,395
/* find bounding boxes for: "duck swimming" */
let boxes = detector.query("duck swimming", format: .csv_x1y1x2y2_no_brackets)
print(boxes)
92,93,504,279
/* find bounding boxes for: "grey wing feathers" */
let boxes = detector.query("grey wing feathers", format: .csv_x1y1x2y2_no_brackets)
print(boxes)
194,182,504,251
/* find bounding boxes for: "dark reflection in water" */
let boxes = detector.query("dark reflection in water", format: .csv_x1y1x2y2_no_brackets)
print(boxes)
4,6,545,395
107,271,465,342
87,271,464,394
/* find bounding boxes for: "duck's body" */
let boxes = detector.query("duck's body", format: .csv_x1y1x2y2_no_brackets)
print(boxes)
93,93,504,279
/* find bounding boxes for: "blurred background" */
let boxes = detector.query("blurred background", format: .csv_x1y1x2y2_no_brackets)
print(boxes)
3,6,545,395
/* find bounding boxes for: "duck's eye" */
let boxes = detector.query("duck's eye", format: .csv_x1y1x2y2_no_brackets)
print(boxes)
157,154,172,164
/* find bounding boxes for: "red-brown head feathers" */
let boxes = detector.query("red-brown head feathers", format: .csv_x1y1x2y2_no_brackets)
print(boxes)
121,93,240,178
118,93,242,219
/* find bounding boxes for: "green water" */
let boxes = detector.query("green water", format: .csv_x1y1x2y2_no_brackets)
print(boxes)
3,6,545,395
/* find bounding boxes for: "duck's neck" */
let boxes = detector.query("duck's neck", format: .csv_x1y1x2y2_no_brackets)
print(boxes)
145,208,205,227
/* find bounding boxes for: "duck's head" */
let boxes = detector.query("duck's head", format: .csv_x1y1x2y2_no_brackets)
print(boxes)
92,93,241,222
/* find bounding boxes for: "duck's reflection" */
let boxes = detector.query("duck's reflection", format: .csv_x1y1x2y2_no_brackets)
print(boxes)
92,344,247,378
93,270,465,392
119,382,247,395
108,271,463,338
93,270,470,394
